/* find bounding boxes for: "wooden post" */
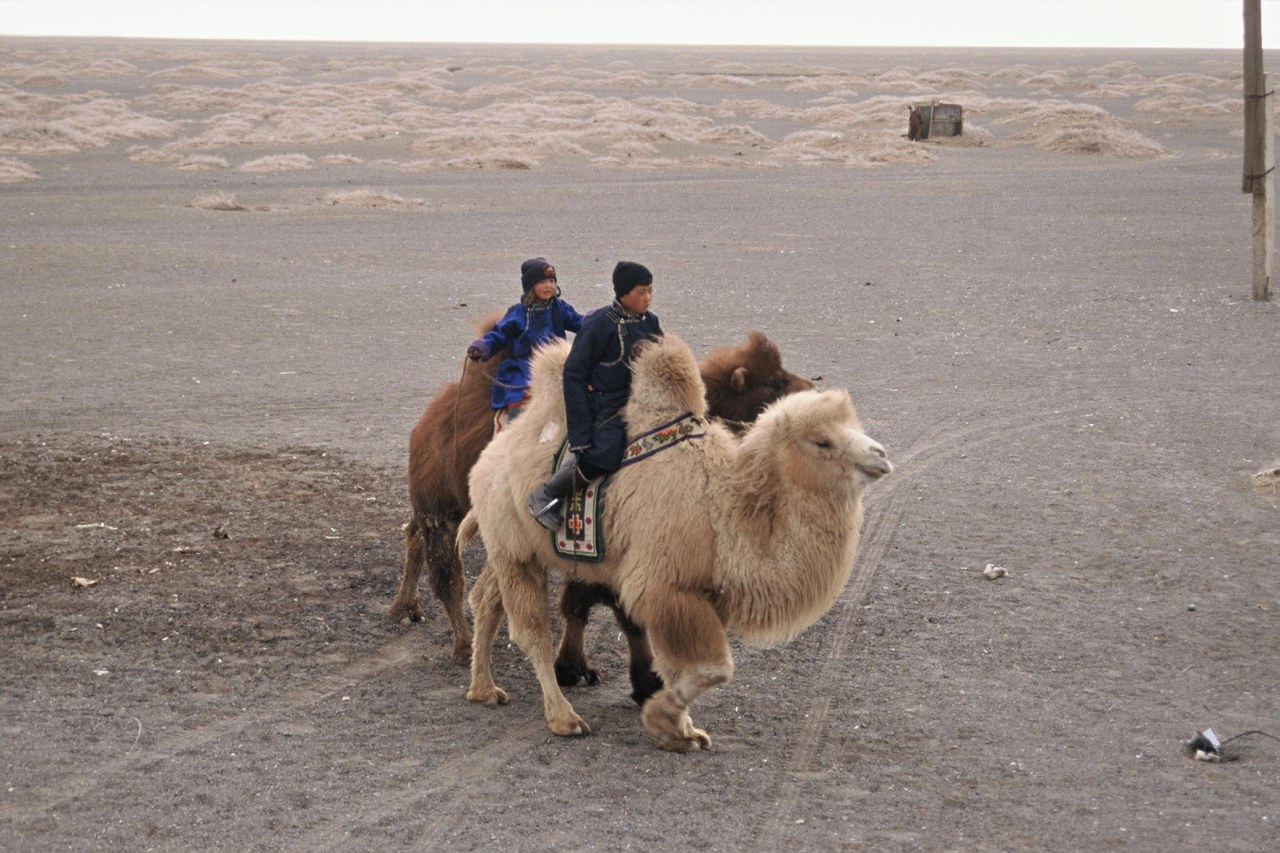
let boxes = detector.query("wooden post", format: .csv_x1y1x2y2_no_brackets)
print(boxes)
1243,1,1274,300
1252,74,1275,301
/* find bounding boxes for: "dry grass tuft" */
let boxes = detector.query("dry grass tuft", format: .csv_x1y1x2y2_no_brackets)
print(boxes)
1134,96,1236,118
19,73,69,87
607,140,660,158
0,156,39,182
693,125,772,147
0,121,93,154
1018,123,1167,157
996,100,1168,157
1087,61,1141,78
1252,464,1280,496
190,191,247,211
175,154,229,170
771,129,934,167
321,189,424,207
0,45,1246,174
240,153,314,172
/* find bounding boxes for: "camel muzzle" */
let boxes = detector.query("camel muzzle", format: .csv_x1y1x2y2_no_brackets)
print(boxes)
856,452,892,479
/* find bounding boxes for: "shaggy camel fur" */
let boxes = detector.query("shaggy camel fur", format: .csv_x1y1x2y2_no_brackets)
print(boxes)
390,315,505,665
551,330,815,700
391,321,812,683
459,335,891,751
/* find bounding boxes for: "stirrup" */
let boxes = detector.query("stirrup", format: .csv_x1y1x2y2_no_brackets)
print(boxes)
527,491,564,531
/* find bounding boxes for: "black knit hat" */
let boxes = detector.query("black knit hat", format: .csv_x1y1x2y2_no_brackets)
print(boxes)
521,257,556,293
612,261,652,297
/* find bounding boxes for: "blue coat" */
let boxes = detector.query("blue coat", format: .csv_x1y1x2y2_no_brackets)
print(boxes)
479,298,584,409
562,301,663,474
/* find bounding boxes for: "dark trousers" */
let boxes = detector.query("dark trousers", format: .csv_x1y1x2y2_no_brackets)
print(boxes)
576,389,628,479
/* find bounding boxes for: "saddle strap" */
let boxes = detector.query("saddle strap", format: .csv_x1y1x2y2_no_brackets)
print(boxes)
620,412,707,467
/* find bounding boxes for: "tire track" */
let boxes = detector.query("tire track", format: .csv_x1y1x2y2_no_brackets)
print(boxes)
0,632,425,825
747,404,1093,845
290,717,546,852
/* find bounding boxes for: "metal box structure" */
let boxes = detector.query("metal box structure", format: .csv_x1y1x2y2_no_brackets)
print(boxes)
915,103,964,139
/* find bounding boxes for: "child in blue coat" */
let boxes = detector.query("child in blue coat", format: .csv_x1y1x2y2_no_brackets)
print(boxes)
467,257,584,430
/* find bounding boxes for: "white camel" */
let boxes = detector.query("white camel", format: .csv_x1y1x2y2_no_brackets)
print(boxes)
457,335,891,751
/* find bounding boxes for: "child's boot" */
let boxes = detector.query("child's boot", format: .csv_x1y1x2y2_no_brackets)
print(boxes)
527,463,582,530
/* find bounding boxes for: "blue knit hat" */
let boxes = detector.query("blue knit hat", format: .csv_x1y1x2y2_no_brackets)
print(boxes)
521,257,556,293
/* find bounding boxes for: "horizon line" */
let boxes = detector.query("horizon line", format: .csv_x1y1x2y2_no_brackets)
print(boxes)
0,33,1262,52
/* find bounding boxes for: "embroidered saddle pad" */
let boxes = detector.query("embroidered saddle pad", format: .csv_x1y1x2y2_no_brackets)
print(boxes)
551,412,706,562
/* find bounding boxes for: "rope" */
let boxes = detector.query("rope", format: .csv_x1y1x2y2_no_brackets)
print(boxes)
450,355,521,483
1219,729,1280,747
451,358,469,484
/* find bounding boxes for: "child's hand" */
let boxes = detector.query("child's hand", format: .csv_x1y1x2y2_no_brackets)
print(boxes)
466,340,491,362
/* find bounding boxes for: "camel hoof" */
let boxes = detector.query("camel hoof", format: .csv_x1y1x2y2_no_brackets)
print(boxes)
629,667,663,706
549,716,591,737
451,642,472,667
641,692,711,752
466,686,508,706
389,599,426,624
653,729,711,752
554,656,602,687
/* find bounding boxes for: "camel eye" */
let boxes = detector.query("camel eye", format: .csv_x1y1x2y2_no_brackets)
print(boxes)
815,438,832,450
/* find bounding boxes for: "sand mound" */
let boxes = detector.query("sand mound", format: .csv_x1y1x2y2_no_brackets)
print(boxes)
0,155,39,182
0,44,1243,172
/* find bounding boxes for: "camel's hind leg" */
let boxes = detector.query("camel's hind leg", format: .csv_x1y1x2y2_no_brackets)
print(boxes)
466,563,508,706
637,591,733,752
391,514,472,666
390,517,429,623
423,515,471,665
555,582,663,705
496,559,590,737
553,581,605,687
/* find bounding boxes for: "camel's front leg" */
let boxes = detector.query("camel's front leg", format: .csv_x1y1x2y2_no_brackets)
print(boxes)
641,672,723,752
466,563,507,706
636,590,732,752
501,562,590,737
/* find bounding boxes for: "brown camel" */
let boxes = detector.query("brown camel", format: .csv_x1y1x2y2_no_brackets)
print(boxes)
391,321,813,695
459,336,891,751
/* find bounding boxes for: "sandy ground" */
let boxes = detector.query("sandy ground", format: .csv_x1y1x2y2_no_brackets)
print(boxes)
2,38,1278,851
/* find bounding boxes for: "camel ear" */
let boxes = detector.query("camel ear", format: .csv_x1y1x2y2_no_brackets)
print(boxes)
730,366,748,392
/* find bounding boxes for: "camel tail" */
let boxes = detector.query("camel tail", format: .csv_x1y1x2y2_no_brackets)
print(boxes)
456,509,480,562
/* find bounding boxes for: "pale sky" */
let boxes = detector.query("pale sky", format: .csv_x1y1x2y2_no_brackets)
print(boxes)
1,0,1278,49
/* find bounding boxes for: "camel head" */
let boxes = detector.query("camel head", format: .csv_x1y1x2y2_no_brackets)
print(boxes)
626,335,707,431
700,331,815,428
745,388,891,499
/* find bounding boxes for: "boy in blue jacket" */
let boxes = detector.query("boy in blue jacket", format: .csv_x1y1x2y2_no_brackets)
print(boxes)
528,261,663,529
468,257,584,430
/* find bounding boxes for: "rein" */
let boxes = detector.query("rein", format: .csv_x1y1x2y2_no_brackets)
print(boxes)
450,355,521,484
